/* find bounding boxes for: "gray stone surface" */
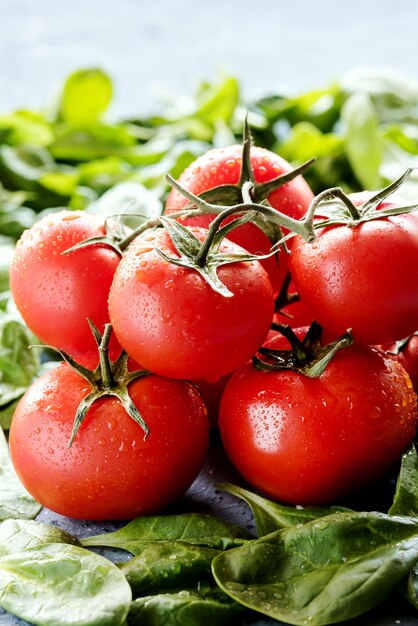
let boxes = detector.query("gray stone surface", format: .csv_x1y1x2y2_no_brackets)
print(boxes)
1,0,418,117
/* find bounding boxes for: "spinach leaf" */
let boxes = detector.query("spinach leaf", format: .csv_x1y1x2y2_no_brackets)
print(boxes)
0,427,41,520
212,511,418,625
339,68,418,123
50,123,136,162
219,483,351,535
0,519,79,556
60,68,113,125
0,110,54,147
0,239,14,292
0,543,131,626
127,586,244,626
0,299,41,429
342,93,383,190
120,540,219,597
82,513,250,555
389,444,418,517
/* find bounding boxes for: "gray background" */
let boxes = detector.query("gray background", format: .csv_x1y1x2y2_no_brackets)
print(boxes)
1,0,418,117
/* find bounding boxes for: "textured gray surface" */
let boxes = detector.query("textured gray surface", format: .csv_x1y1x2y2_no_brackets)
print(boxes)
1,0,418,117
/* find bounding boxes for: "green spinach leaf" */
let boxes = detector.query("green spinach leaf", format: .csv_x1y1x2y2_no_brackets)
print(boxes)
127,586,244,626
60,68,113,125
120,540,219,597
212,511,418,625
0,427,41,520
342,93,383,189
82,513,250,555
0,543,131,626
219,483,351,535
0,519,79,556
389,444,418,517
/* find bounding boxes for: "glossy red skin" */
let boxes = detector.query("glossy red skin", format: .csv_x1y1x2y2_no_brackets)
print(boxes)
166,145,314,292
108,227,274,382
289,206,418,345
10,210,121,361
9,363,209,520
219,345,417,506
380,335,418,393
193,375,231,427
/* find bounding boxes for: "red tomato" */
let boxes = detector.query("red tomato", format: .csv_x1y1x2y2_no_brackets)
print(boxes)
192,375,231,427
166,145,314,291
9,363,209,520
289,199,418,345
380,335,418,393
108,227,274,381
219,344,417,505
9,210,120,361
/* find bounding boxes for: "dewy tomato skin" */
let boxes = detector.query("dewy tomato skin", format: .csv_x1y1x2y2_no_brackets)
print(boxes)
166,145,314,291
108,227,274,382
9,363,209,520
219,345,418,506
9,210,121,360
289,212,418,345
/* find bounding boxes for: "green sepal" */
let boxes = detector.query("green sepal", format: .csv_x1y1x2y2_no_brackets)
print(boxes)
309,168,418,230
361,167,414,214
254,322,353,378
43,324,152,446
159,216,202,258
158,213,278,297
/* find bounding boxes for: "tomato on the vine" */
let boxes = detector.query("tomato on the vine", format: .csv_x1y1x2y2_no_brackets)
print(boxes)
108,226,274,382
219,331,417,506
166,144,314,291
10,362,209,520
289,193,418,345
380,334,418,393
10,210,121,360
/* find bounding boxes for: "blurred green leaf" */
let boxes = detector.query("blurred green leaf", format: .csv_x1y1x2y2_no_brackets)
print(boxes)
50,123,137,162
342,93,383,189
60,68,113,124
0,111,53,147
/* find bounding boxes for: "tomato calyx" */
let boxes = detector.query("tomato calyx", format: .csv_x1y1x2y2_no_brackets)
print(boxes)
157,211,270,297
386,332,418,355
40,321,151,446
254,322,353,378
62,215,132,257
310,168,418,229
185,118,315,209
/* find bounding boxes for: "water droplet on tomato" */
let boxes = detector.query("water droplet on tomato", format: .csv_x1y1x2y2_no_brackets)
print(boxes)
370,406,382,419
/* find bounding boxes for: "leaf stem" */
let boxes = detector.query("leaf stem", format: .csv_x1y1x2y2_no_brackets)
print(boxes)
99,324,114,389
309,187,362,221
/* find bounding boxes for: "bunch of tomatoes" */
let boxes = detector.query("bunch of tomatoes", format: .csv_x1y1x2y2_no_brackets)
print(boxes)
7,128,418,520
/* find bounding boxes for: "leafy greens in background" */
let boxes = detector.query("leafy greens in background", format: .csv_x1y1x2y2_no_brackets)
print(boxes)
2,66,418,248
0,295,43,429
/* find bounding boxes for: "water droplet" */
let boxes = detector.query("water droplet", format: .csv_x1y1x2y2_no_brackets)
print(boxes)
370,405,382,419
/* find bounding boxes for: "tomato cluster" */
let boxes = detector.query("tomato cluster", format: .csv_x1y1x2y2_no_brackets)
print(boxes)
8,130,418,518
